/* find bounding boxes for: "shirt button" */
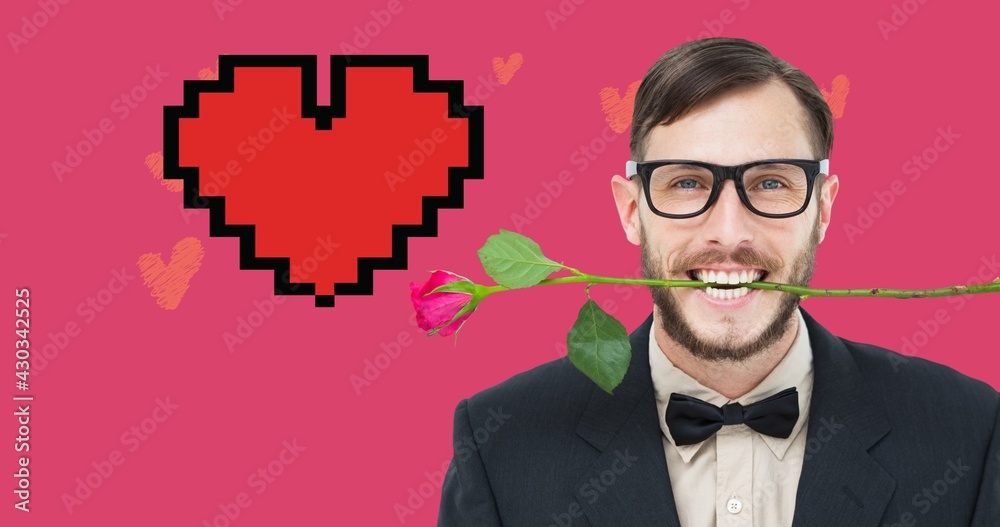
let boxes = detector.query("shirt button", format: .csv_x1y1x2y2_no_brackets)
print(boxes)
727,497,743,514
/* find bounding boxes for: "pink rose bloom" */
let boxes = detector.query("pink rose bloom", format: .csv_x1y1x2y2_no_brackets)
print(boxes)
409,270,477,337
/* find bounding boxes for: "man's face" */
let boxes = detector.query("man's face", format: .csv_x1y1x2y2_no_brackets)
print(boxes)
612,80,839,362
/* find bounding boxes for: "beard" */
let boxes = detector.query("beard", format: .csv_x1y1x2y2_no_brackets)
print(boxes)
641,212,822,363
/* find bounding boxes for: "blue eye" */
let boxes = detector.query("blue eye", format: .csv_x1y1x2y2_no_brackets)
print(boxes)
678,179,698,189
758,179,783,190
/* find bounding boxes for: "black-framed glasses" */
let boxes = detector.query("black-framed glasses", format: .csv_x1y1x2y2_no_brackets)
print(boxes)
625,158,829,219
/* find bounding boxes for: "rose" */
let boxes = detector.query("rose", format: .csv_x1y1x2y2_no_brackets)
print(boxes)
409,270,484,338
412,229,1000,394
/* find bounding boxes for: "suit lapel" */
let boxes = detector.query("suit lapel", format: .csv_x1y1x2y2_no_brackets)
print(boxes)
791,307,896,527
573,311,681,527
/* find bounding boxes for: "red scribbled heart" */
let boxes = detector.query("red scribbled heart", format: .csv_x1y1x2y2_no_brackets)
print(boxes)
820,74,850,119
600,80,641,134
164,56,484,307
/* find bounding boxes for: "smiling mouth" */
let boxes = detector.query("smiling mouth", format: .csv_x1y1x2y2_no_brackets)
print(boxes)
685,269,769,289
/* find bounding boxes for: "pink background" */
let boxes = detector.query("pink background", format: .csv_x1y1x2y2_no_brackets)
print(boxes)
4,0,999,525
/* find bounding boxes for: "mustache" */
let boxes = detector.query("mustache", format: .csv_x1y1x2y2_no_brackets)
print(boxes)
672,246,778,274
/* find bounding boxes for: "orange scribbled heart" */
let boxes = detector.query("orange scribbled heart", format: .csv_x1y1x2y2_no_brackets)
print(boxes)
820,74,850,119
145,151,182,192
492,53,523,85
198,58,219,81
137,237,205,310
600,80,641,134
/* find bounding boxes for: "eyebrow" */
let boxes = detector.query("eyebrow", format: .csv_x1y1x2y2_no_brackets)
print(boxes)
752,163,797,170
655,163,705,170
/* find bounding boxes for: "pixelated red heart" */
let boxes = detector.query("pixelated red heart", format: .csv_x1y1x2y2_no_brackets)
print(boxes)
164,56,483,307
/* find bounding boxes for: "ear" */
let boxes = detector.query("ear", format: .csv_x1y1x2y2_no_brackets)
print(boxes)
817,173,839,244
611,174,642,246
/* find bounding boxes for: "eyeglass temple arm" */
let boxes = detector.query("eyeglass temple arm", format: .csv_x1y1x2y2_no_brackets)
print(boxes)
625,159,830,177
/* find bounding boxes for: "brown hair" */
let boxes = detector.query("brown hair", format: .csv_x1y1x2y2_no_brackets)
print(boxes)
630,37,833,165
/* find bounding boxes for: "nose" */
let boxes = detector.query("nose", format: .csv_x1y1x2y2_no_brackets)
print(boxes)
699,180,754,248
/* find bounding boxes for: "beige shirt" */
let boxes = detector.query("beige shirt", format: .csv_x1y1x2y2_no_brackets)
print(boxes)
649,309,814,527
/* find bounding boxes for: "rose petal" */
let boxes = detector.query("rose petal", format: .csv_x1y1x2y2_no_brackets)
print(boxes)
409,270,475,335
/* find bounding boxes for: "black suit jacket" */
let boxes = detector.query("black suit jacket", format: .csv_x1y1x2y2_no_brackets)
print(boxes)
437,306,1000,526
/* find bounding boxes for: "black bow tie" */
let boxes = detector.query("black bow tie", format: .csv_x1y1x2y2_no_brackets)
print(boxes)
665,387,800,446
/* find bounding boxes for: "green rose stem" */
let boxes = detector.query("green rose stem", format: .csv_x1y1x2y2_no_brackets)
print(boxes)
475,272,1000,300
419,228,1000,395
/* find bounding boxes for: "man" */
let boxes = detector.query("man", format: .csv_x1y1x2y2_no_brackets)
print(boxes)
437,37,1000,527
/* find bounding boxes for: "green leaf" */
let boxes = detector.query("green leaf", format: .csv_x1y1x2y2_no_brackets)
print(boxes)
476,229,564,289
566,299,631,394
428,280,477,295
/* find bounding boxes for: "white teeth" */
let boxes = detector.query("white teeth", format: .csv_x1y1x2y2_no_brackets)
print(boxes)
693,269,763,284
704,286,751,300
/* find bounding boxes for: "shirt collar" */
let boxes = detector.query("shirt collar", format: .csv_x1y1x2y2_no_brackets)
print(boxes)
649,307,814,463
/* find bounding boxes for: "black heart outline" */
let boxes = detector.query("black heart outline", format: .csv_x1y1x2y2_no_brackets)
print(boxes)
163,55,485,307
